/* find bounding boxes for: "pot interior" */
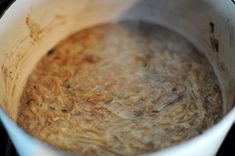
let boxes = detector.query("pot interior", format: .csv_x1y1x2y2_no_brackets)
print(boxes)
0,0,234,123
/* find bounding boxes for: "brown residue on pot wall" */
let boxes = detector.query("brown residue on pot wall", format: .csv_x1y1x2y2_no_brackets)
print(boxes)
209,22,219,53
25,16,42,42
2,65,8,85
208,21,235,111
1,65,11,117
225,79,235,111
25,14,68,42
1,65,14,87
210,36,219,52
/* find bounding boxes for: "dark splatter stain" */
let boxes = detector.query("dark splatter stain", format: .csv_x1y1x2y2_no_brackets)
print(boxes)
209,22,219,53
209,22,214,33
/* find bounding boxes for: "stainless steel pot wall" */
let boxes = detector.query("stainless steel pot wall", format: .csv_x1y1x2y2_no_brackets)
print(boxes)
0,0,235,156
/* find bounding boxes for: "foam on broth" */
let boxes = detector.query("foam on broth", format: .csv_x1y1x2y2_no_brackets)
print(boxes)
17,21,222,156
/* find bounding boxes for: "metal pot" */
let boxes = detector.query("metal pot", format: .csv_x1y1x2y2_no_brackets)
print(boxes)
0,0,235,155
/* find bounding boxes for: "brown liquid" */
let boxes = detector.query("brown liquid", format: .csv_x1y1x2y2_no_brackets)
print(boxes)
17,21,222,156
